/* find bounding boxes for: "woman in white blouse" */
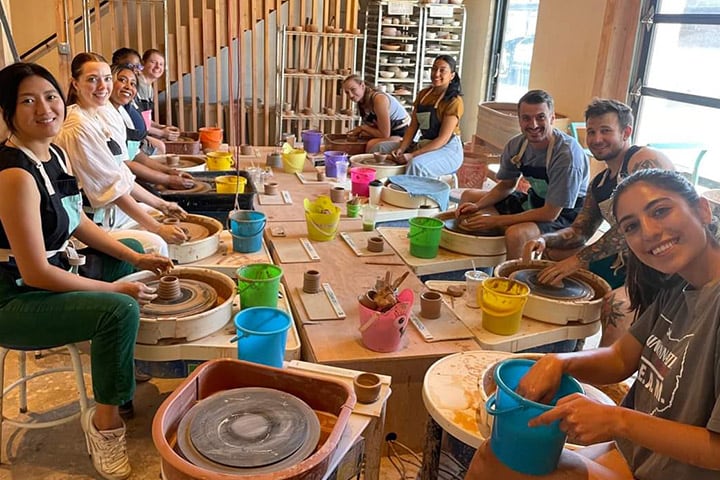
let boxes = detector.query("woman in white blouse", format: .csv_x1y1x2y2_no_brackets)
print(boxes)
55,52,187,255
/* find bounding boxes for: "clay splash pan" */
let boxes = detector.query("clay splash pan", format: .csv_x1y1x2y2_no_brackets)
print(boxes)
153,359,355,480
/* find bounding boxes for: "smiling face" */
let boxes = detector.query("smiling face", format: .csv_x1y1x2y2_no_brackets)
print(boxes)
110,68,137,107
72,61,112,109
143,52,165,81
615,181,712,281
518,101,554,146
586,112,631,162
430,58,455,89
343,78,365,103
12,75,65,142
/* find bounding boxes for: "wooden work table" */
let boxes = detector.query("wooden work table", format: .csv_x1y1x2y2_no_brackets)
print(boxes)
264,220,480,450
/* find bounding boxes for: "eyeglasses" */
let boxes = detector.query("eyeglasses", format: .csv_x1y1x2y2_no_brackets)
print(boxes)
122,63,143,71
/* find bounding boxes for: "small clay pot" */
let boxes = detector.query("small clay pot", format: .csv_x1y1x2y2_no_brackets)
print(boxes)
330,186,346,203
367,236,384,253
303,269,321,294
353,373,382,404
324,107,335,116
240,144,253,155
301,107,313,115
166,155,180,167
420,291,442,319
264,182,279,195
316,170,326,182
293,26,303,32
358,290,378,310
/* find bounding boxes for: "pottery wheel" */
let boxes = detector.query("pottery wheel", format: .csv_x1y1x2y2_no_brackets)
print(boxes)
509,268,594,301
442,217,503,237
355,156,398,167
177,221,210,241
176,387,321,474
157,181,211,194
140,278,217,317
173,155,204,169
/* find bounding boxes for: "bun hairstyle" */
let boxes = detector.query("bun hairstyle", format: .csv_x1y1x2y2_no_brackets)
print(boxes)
434,55,462,101
66,52,109,105
0,62,66,133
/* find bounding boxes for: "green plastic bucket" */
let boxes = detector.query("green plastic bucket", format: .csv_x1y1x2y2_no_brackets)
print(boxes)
408,217,444,259
236,263,283,309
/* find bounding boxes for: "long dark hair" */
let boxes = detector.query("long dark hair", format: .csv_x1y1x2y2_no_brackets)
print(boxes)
66,52,109,105
612,169,715,314
434,55,462,101
0,62,66,134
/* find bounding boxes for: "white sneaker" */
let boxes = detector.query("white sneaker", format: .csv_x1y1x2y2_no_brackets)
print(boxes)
80,406,132,480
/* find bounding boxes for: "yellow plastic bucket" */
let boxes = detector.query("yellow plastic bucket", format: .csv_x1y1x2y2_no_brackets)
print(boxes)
480,277,530,336
282,143,307,173
206,151,233,171
215,175,247,194
304,196,341,241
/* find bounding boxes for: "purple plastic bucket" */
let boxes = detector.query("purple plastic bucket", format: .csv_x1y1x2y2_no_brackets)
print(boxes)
301,130,323,154
324,151,349,178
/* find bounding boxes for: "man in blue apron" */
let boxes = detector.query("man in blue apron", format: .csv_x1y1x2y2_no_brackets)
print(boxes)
522,98,674,346
457,90,589,259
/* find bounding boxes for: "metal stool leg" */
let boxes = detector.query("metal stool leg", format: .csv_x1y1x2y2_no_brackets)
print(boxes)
66,344,89,415
18,351,27,414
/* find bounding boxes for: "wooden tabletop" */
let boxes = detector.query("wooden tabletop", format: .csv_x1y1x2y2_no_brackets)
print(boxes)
378,226,507,274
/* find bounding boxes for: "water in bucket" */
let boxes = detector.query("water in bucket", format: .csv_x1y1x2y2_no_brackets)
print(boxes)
408,217,444,259
236,263,283,309
228,210,266,253
234,307,290,367
486,358,583,475
480,278,530,335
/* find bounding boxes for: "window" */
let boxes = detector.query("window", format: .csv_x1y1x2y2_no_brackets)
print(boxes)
486,0,539,102
629,0,720,187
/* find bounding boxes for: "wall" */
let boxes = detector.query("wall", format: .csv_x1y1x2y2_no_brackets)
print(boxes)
529,0,606,121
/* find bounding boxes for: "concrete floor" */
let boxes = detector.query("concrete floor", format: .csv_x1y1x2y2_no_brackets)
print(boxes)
0,344,426,480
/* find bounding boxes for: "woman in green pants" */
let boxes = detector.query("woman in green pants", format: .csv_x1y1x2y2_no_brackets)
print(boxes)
0,63,172,480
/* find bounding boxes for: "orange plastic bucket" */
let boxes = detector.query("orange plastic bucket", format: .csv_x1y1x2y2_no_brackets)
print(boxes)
199,127,223,150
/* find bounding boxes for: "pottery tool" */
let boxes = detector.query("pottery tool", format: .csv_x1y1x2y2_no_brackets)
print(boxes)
364,261,405,266
322,283,346,318
340,232,394,257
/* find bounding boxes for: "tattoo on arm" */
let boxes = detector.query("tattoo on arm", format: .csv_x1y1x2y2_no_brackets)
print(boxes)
601,291,627,329
544,191,603,250
576,225,628,264
630,158,661,174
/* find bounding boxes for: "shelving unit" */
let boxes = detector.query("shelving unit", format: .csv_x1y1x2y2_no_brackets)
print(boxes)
362,2,466,112
364,1,423,112
277,26,366,141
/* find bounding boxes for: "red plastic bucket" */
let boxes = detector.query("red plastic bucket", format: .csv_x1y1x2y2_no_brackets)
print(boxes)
350,167,377,197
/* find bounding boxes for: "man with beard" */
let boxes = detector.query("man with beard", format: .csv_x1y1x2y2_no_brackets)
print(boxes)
456,89,589,259
522,98,673,345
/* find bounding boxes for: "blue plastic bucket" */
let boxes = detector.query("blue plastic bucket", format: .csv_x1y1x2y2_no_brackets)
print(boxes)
323,150,348,177
486,358,583,475
228,210,266,253
301,130,323,154
233,307,290,367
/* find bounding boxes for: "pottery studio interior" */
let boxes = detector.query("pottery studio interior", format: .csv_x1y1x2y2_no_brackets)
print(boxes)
0,0,718,479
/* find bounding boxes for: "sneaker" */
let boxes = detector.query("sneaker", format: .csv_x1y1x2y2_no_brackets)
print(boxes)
80,406,132,480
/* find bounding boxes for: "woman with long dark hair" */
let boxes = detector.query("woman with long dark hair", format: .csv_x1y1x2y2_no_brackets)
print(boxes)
390,54,464,177
466,169,720,479
0,62,173,480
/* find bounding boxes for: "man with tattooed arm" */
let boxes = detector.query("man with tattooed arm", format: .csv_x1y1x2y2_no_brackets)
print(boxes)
523,98,674,346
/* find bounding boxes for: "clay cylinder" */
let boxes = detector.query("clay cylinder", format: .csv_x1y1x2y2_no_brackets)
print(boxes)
420,291,442,319
330,186,346,203
166,154,180,167
264,182,280,195
240,144,254,155
163,217,180,225
317,170,326,182
353,372,382,404
303,270,321,294
157,276,182,302
367,236,384,253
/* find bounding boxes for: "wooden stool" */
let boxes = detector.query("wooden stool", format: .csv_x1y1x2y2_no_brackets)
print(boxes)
0,343,90,460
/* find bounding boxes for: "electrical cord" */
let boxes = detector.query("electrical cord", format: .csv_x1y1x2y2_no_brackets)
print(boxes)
384,434,466,480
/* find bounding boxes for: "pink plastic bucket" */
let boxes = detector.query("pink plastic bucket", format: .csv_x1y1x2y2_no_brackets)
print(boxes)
324,151,349,178
351,167,377,197
358,289,414,352
301,130,323,154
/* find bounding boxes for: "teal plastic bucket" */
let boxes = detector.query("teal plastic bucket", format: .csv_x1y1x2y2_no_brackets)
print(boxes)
234,307,290,367
229,210,266,253
408,217,444,259
236,263,283,309
486,358,584,475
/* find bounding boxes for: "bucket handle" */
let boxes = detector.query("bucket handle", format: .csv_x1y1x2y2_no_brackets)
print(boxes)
307,215,338,238
232,221,266,239
359,310,381,333
485,393,524,416
227,212,266,237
